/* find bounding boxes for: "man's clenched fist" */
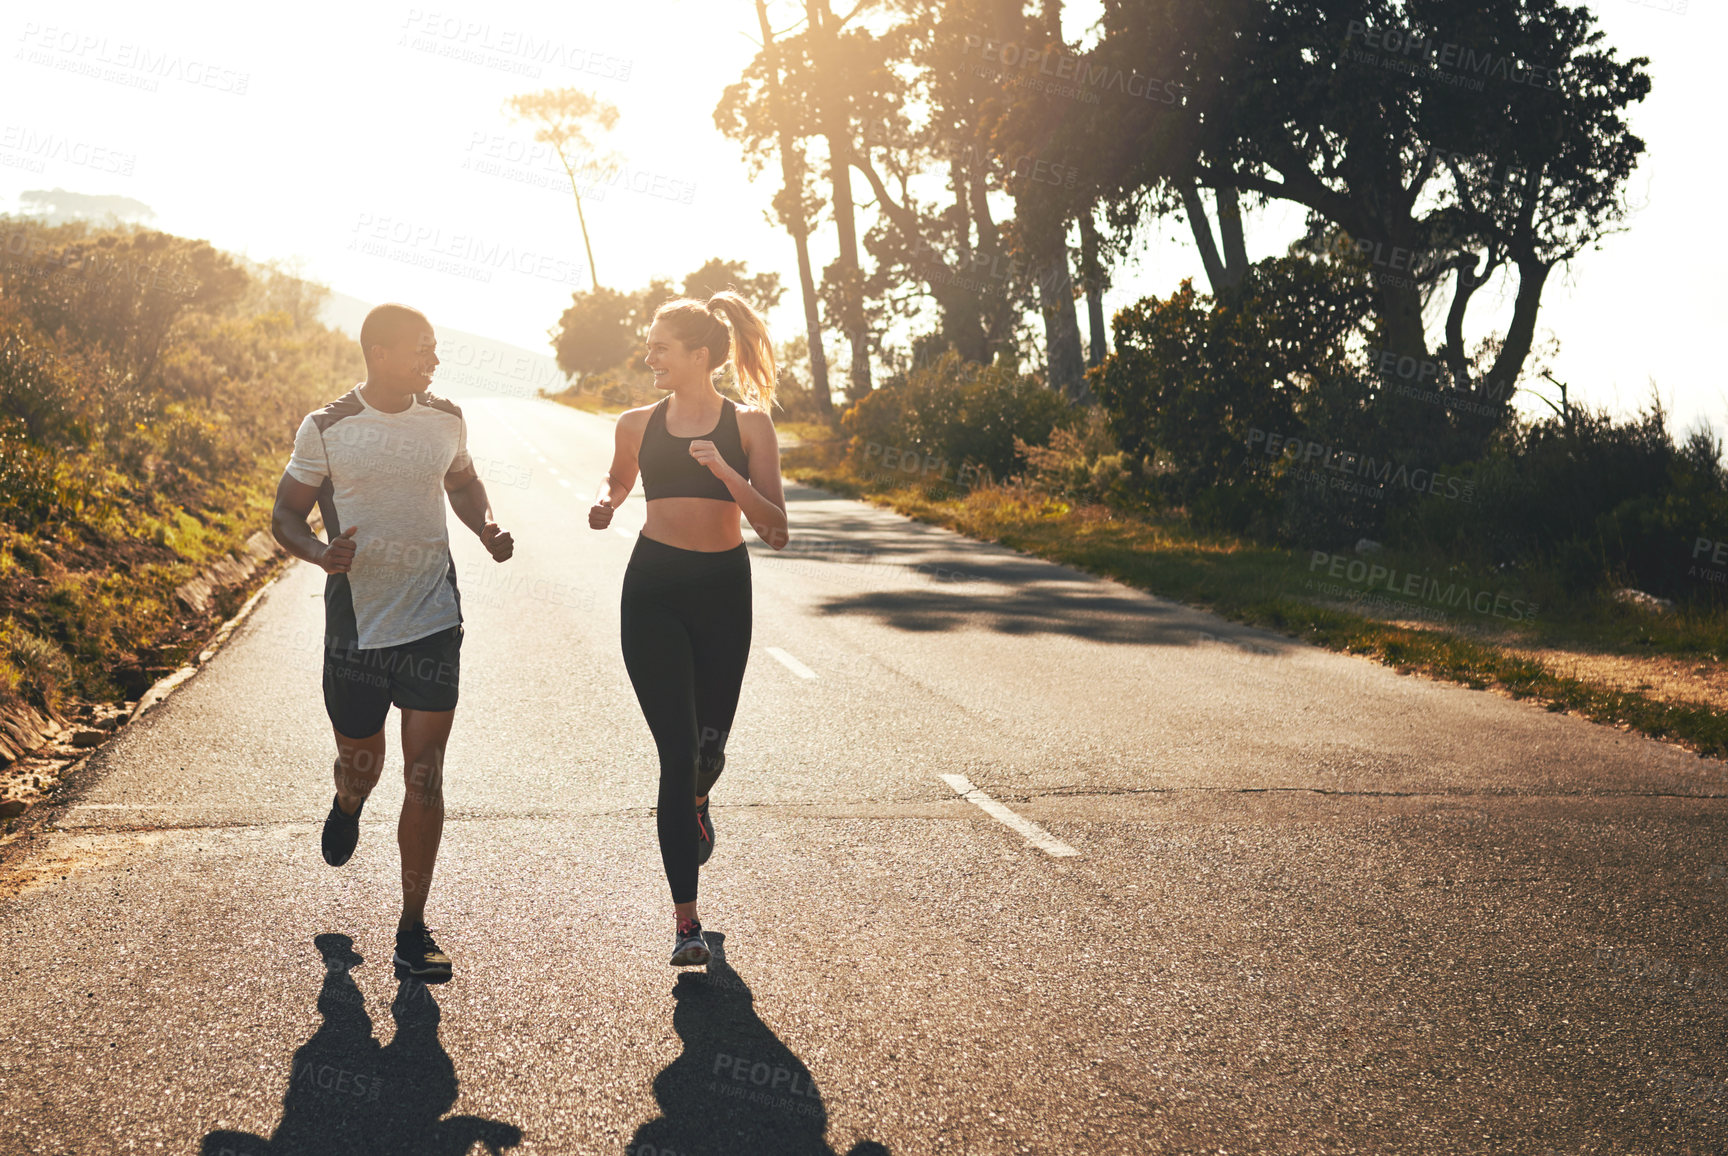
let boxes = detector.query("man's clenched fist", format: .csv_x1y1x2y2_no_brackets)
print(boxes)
319,525,358,574
481,521,514,562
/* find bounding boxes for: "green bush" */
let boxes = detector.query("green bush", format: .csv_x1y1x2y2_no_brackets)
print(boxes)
1390,403,1728,601
1086,246,1728,591
0,618,72,709
1092,255,1373,522
1015,409,1140,506
0,434,109,531
842,351,1079,486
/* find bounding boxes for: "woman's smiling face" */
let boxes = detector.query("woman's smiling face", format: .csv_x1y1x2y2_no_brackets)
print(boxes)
645,319,712,389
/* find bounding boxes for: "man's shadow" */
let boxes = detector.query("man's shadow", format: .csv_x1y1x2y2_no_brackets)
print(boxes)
627,932,888,1156
201,933,522,1156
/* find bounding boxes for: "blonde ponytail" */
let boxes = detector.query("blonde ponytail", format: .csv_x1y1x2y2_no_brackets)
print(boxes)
704,291,776,411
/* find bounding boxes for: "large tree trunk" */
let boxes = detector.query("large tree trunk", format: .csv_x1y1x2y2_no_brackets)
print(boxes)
1357,205,1432,364
1034,220,1087,401
966,149,1015,363
1372,275,1429,369
1480,256,1551,408
808,0,871,400
757,0,830,416
1362,215,1448,452
1180,182,1228,296
1442,251,1494,395
1079,209,1106,367
1215,185,1248,287
1435,254,1549,460
943,154,990,363
1182,179,1249,297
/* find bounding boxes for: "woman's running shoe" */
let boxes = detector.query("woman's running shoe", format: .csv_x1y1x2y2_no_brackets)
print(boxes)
671,917,710,967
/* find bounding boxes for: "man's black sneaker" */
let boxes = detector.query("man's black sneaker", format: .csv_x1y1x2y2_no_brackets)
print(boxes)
321,793,364,867
671,919,710,967
695,799,715,867
393,921,453,984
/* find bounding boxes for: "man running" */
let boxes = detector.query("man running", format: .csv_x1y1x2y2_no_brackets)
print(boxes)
271,303,514,984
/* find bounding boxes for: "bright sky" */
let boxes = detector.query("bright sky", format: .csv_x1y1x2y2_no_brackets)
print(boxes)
2,1,1721,431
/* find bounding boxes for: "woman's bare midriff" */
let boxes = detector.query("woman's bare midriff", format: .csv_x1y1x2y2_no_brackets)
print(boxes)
642,497,746,552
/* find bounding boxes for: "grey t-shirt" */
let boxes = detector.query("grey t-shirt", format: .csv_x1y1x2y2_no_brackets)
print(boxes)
286,386,471,649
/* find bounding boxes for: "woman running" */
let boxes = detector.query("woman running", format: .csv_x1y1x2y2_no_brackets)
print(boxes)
588,291,790,967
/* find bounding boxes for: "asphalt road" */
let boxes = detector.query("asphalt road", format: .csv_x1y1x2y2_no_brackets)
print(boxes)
3,392,1726,1156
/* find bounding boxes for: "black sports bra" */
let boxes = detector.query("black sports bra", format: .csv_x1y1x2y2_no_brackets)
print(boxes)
639,397,751,502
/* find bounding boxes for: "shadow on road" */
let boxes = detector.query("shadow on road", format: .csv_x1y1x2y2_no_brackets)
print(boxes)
764,486,1275,650
200,932,522,1156
627,932,888,1156
812,583,1207,644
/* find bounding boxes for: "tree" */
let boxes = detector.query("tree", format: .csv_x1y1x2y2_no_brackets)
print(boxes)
993,0,1088,401
1094,0,1650,454
506,88,621,291
550,287,639,387
752,0,833,416
946,0,1139,400
682,258,785,310
806,0,875,399
845,0,1027,368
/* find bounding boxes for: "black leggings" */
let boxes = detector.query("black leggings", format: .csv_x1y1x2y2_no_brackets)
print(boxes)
620,534,752,905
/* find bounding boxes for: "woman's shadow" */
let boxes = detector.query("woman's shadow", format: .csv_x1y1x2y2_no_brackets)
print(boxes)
627,932,889,1156
201,932,522,1156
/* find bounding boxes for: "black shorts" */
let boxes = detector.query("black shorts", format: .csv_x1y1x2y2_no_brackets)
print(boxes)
322,576,462,739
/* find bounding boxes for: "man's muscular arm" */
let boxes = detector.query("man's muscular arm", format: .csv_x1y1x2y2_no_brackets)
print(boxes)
271,472,356,573
445,464,514,562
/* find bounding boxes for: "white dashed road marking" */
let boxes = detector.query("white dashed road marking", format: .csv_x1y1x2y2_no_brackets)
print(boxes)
766,647,816,679
939,773,1079,857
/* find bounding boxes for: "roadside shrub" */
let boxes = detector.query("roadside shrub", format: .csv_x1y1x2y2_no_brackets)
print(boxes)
1393,400,1728,599
0,434,102,530
1015,409,1140,507
842,351,1079,485
1092,255,1373,516
0,305,106,447
0,619,72,709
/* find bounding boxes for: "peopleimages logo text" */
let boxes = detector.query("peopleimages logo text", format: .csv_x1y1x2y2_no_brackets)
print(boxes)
0,125,135,175
961,36,1185,105
1307,551,1539,622
348,213,585,287
1343,21,1558,89
1247,428,1477,503
16,23,251,93
399,9,632,80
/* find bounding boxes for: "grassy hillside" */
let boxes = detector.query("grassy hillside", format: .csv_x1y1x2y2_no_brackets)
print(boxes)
0,217,363,711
